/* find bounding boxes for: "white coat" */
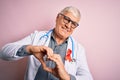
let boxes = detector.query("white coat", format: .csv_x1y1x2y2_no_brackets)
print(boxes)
0,30,93,80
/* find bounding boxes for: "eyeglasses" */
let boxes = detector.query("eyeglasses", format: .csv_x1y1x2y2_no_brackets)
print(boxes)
59,13,79,29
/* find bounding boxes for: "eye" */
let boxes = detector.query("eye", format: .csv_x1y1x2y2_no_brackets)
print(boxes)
71,21,79,27
64,16,70,22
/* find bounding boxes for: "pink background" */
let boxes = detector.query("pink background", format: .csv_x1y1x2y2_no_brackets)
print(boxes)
0,0,120,80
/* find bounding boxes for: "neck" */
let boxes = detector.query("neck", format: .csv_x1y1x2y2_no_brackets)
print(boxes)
53,31,66,45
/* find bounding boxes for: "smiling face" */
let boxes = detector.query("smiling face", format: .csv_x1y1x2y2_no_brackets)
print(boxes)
54,12,80,40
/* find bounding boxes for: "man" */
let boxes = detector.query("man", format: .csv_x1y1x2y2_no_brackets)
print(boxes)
0,6,93,80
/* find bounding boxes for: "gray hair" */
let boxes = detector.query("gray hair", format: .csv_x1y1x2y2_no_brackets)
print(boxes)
60,6,81,19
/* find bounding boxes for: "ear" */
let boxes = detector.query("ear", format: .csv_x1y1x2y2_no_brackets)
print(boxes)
56,14,59,22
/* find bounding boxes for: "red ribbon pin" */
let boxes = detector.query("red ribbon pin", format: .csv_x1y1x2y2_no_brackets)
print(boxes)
65,49,72,62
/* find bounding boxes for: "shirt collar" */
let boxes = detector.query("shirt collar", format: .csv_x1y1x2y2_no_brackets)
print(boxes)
51,30,69,44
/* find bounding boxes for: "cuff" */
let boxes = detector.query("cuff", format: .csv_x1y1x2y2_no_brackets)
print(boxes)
16,45,31,56
69,74,76,80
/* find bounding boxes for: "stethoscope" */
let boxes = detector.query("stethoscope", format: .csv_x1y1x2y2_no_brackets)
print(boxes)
39,29,76,62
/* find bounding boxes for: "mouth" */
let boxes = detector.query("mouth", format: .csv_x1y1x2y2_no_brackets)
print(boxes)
61,26,71,32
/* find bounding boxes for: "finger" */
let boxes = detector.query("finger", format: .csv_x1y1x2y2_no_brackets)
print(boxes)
45,47,54,58
38,46,52,58
53,54,63,63
43,66,53,73
49,54,61,66
40,59,53,73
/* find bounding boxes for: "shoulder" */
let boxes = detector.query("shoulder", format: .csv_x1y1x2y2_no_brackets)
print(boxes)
31,30,49,37
33,30,48,35
28,30,49,41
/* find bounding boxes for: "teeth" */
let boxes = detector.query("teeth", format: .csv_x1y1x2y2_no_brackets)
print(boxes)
64,29,69,32
62,26,70,32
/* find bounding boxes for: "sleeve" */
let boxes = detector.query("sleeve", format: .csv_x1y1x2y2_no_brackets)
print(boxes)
75,44,93,80
0,31,38,61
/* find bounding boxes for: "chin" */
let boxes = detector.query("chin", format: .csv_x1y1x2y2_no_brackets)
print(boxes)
61,34,69,39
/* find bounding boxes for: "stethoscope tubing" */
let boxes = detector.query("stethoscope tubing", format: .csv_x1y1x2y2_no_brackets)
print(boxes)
39,29,75,61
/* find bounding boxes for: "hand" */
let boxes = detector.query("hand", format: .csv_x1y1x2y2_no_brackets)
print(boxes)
44,54,70,80
26,45,54,70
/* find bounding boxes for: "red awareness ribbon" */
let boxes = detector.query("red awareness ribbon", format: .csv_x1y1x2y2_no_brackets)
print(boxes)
65,49,72,62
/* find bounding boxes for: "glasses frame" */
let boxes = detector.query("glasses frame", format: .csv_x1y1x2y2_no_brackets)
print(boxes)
59,13,79,29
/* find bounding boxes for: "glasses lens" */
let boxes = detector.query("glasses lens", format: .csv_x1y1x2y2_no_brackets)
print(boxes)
59,13,79,28
63,15,70,23
72,22,79,28
69,21,79,28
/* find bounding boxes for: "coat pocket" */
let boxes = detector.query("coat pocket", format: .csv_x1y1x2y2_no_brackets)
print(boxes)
64,61,77,76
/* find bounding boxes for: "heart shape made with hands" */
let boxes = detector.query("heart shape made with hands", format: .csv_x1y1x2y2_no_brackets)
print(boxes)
36,50,72,79
38,53,65,79
39,49,72,72
38,53,62,74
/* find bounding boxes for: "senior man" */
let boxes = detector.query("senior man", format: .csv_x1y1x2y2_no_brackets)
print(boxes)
0,6,93,80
